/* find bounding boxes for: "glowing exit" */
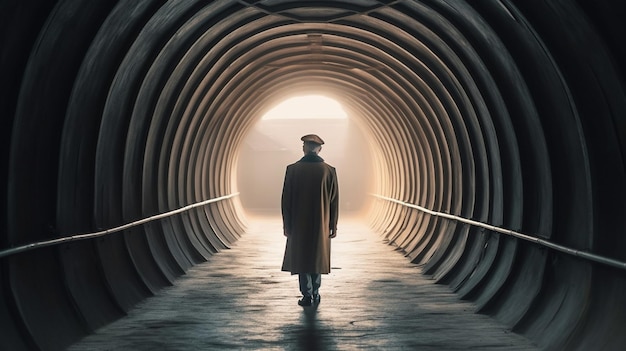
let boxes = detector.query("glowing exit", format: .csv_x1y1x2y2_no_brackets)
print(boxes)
261,95,348,120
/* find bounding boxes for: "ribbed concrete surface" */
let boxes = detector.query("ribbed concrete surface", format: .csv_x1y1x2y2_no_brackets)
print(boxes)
68,215,537,350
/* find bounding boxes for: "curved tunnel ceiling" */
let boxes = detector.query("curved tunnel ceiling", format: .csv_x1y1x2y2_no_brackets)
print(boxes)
2,0,626,350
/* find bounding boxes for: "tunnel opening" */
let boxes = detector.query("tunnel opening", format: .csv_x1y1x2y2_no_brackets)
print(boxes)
236,93,375,217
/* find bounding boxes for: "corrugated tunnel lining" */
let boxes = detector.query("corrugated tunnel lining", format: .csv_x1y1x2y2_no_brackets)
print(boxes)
2,1,626,350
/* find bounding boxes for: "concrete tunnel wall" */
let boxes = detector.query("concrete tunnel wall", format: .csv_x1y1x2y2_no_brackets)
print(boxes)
1,0,625,350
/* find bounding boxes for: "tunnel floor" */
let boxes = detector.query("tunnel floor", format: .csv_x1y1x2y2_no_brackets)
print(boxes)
68,215,538,350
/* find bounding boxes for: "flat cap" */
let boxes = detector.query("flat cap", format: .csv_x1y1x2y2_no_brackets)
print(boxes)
301,134,325,145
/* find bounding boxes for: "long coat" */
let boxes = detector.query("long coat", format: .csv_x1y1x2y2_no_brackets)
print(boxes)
281,153,339,274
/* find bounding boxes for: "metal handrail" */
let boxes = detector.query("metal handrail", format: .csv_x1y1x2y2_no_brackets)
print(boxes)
373,194,626,271
0,193,240,259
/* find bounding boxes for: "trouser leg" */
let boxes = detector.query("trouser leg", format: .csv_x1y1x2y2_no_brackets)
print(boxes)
298,274,312,297
299,273,322,297
311,273,321,296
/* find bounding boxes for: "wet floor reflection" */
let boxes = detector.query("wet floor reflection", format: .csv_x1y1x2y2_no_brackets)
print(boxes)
284,306,337,351
68,215,538,350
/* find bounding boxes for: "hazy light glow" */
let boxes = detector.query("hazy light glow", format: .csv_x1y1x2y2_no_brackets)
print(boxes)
261,95,347,120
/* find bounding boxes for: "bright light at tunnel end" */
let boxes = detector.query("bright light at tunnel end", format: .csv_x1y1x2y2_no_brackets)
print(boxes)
261,95,348,120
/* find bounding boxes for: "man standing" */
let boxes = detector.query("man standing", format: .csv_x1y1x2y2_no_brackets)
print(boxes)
281,134,339,306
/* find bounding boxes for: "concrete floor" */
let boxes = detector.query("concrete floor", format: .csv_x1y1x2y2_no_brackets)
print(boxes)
68,215,538,350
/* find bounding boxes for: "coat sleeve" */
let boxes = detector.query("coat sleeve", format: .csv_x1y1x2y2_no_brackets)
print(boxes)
281,166,292,234
329,167,339,231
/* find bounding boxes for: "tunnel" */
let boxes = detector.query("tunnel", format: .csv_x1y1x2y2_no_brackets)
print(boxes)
1,0,625,350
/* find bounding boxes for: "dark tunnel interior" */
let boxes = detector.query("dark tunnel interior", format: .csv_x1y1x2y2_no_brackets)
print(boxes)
1,1,626,350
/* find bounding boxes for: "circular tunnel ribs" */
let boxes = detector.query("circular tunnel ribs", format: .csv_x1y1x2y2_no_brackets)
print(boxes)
0,194,240,260
373,195,626,270
2,0,625,350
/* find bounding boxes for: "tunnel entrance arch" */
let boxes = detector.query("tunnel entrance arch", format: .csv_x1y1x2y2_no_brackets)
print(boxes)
236,94,374,215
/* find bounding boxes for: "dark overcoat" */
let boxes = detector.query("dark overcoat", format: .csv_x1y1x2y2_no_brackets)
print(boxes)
281,154,339,274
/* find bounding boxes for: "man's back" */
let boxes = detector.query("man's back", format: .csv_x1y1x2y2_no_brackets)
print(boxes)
281,138,338,277
285,156,336,218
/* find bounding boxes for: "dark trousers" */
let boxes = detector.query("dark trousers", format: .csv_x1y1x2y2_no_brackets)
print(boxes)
298,273,321,297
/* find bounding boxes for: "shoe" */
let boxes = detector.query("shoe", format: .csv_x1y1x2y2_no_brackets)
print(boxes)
313,294,321,304
298,296,313,306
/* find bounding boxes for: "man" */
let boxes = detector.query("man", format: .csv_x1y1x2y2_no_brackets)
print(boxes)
281,134,339,307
